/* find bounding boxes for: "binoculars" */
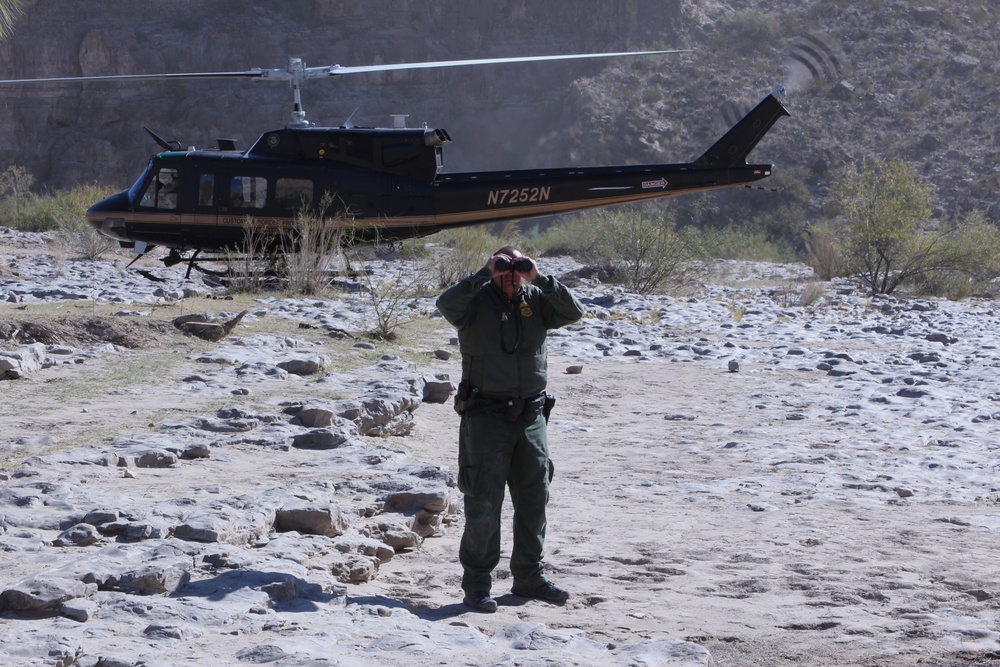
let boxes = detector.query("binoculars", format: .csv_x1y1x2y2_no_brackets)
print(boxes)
494,256,533,272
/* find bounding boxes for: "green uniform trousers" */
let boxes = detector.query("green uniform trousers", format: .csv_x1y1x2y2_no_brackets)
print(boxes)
457,409,553,595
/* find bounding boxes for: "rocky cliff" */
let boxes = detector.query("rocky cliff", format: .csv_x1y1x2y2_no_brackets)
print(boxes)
550,0,1000,227
0,0,682,189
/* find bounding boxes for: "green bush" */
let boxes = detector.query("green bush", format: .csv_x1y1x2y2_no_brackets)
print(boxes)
696,224,793,263
829,159,1000,296
909,211,1000,298
583,208,706,294
533,214,603,260
0,175,118,258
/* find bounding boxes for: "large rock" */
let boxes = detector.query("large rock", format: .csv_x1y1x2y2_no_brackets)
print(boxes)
103,565,191,596
53,523,101,547
174,505,274,545
0,343,48,379
0,577,95,614
275,501,349,537
291,428,350,449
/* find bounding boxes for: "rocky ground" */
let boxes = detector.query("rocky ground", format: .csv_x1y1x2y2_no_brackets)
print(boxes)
2,226,1000,666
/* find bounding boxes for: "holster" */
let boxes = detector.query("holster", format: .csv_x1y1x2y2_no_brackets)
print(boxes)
454,380,474,415
542,393,556,422
520,394,547,423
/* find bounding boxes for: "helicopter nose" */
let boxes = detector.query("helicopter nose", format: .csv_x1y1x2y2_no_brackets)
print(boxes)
86,191,131,242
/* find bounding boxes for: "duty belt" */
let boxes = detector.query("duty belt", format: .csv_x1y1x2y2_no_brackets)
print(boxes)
459,392,554,423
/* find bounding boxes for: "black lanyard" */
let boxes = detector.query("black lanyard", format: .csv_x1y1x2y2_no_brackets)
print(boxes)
494,287,524,354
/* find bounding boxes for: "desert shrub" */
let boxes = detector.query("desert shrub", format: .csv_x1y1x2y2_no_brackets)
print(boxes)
281,211,345,296
0,0,21,40
802,221,846,280
695,224,793,263
353,260,423,341
798,282,827,307
533,215,601,260
670,164,811,253
831,160,1000,296
339,231,427,340
588,208,705,294
53,184,120,259
0,165,34,220
0,182,118,257
0,169,116,237
225,216,279,293
908,211,1000,298
833,158,933,294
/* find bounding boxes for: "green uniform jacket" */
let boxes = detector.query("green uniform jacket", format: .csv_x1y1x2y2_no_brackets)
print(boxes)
436,267,585,399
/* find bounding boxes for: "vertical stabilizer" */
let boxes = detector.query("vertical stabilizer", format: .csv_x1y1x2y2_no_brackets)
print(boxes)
693,91,790,169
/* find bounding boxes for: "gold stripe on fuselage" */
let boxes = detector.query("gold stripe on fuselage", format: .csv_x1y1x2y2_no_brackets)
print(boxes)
89,184,733,233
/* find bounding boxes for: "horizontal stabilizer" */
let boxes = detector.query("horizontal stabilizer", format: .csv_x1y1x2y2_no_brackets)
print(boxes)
693,92,790,169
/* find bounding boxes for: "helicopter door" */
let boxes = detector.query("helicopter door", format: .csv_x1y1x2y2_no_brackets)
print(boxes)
136,166,182,246
191,172,219,243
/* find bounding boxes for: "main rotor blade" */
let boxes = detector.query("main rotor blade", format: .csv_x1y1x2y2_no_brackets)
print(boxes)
0,71,265,84
0,50,685,85
316,50,687,77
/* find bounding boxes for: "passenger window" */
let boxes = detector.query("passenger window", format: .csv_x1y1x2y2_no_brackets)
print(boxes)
139,168,179,210
230,176,267,209
198,174,214,207
276,178,313,212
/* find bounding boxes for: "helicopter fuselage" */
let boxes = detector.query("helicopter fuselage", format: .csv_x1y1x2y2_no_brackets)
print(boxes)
87,92,789,256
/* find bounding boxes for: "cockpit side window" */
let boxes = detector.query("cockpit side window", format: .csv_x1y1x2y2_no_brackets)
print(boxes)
138,168,179,210
230,176,267,209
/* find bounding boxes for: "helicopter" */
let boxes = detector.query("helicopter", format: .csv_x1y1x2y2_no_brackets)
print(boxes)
0,51,789,274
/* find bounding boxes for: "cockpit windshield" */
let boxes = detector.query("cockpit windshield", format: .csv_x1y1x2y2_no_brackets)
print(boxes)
128,160,179,210
127,160,156,206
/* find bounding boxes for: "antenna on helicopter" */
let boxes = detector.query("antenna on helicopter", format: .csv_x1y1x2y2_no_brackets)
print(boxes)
342,107,360,128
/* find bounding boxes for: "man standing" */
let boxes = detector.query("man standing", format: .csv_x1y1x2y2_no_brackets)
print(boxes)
436,246,585,613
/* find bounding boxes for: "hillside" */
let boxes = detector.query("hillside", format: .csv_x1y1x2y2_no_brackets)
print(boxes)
1,0,997,234
555,0,1000,233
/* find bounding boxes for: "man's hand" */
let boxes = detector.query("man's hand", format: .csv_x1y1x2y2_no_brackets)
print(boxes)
520,256,539,283
486,253,510,277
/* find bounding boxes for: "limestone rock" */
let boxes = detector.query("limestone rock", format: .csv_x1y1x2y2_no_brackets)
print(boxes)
383,489,450,513
0,577,95,614
104,565,190,595
174,505,274,545
291,428,350,450
421,373,455,403
53,523,101,547
0,342,48,379
330,554,381,583
275,501,349,537
277,356,326,376
296,404,337,427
